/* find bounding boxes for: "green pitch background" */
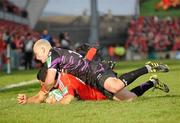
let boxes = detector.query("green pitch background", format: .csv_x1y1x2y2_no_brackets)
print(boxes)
0,60,180,123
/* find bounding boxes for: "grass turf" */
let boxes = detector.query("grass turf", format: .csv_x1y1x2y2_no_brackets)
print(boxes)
0,69,38,87
0,60,180,123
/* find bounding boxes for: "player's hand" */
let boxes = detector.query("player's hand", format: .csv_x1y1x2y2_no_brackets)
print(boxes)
45,95,56,104
17,94,27,104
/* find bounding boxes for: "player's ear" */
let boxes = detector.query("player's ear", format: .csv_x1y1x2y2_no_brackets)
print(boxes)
41,46,46,54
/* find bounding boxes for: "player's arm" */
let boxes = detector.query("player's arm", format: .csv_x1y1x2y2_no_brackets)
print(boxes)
43,68,57,93
17,90,48,104
57,84,76,105
57,94,75,105
27,90,47,104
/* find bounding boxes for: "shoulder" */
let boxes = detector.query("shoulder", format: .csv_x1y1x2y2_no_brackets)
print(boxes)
46,48,68,68
46,48,60,68
50,47,69,56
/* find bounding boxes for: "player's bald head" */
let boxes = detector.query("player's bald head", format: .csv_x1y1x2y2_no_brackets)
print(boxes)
33,39,52,52
33,39,52,63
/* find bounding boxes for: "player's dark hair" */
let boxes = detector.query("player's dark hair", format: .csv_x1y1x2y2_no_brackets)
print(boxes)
37,65,59,82
37,67,47,82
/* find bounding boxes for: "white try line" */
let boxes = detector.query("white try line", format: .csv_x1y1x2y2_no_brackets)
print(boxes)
0,79,38,91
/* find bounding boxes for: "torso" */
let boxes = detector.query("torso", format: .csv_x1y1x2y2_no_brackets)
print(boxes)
55,73,107,100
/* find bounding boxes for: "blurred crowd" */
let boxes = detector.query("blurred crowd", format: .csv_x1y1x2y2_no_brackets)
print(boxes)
0,19,39,70
125,16,180,58
0,19,74,71
0,0,28,18
1,16,180,71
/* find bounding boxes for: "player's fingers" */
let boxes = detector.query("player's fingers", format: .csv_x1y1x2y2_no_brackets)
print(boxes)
18,99,23,104
18,98,26,104
17,96,24,101
17,96,24,100
21,100,26,104
50,94,54,99
17,97,22,100
17,97,24,101
52,95,56,103
48,96,53,104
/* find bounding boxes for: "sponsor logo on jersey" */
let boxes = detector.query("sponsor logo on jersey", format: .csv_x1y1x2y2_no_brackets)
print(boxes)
46,56,52,68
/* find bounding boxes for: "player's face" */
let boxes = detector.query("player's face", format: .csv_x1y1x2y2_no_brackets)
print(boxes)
34,48,47,63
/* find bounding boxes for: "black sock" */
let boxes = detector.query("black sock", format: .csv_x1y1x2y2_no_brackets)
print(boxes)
119,67,148,86
130,81,154,96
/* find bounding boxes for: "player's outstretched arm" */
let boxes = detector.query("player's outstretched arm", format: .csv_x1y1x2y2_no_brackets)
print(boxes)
17,91,48,104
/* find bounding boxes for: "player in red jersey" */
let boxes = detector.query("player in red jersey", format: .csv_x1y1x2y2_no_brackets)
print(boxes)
45,72,108,102
17,67,107,105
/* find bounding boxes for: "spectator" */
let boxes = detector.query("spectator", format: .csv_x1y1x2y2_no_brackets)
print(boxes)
0,19,38,70
173,36,180,51
40,29,53,46
24,33,34,70
59,32,72,49
0,34,6,70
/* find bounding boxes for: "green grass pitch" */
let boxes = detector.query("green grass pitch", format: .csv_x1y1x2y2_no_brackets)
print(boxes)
0,60,180,123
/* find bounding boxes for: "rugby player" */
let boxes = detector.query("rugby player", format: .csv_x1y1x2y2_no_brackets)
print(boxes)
32,39,169,101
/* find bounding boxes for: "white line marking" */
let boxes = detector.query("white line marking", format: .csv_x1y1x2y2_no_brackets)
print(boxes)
0,79,38,91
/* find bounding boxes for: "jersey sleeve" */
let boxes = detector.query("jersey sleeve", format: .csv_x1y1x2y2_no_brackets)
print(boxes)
67,86,75,96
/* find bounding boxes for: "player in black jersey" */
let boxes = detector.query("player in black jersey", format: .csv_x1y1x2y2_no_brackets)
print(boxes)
33,39,170,100
76,43,116,70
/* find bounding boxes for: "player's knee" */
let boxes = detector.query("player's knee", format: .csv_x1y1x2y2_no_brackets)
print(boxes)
104,77,124,93
110,84,122,93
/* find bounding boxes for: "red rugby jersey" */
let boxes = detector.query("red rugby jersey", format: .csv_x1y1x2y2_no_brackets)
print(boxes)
55,73,107,100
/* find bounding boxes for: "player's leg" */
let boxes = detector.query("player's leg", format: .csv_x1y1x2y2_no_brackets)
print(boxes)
103,61,169,93
103,77,125,93
130,75,169,96
112,75,169,102
113,78,159,101
103,67,146,94
113,88,137,102
119,61,169,86
130,80,154,97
